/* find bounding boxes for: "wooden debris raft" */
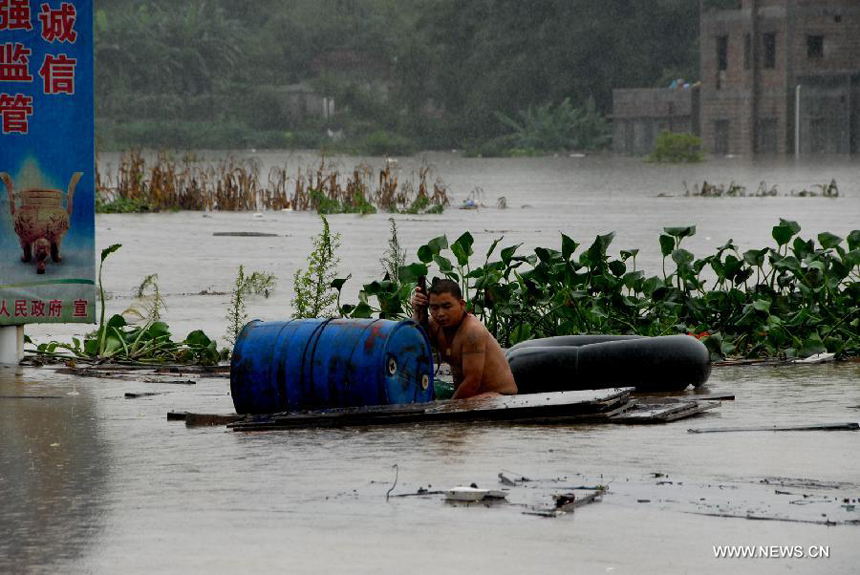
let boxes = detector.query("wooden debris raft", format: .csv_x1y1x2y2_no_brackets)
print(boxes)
223,388,720,431
228,389,634,431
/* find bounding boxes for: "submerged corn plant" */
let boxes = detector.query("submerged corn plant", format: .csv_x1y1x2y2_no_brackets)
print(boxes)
97,153,449,214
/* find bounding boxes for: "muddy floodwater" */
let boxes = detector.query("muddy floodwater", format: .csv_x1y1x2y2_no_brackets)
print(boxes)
2,153,859,574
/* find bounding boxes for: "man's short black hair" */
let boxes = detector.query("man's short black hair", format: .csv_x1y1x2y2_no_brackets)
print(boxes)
428,277,462,299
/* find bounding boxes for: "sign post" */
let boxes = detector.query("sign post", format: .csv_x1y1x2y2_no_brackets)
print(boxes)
0,1,95,363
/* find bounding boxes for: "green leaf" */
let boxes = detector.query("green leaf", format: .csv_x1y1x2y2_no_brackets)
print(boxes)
623,270,644,289
608,260,626,277
671,248,694,266
500,244,522,265
772,256,801,273
106,314,127,329
817,232,842,250
847,230,860,251
620,249,639,261
534,247,561,264
792,237,814,259
148,321,170,338
398,263,428,283
587,232,615,258
752,299,771,313
772,224,794,246
100,243,122,262
485,237,502,260
561,234,578,260
185,330,212,348
659,234,675,257
663,225,696,239
843,248,860,268
742,248,766,267
451,232,474,266
350,302,373,318
427,235,448,254
364,280,396,296
330,276,351,291
417,245,433,263
778,218,801,235
433,254,454,272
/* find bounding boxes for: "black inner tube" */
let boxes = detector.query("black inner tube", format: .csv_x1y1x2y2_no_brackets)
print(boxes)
506,335,711,393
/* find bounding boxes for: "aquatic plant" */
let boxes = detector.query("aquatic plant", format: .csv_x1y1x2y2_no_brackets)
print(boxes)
682,179,838,198
225,265,277,346
647,131,703,163
338,220,859,360
292,216,342,319
124,273,166,322
28,245,221,365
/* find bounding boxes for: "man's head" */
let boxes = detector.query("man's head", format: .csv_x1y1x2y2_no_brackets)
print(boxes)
427,278,466,328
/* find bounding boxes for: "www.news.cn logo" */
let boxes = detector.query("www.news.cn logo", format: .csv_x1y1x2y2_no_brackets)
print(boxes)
714,545,830,559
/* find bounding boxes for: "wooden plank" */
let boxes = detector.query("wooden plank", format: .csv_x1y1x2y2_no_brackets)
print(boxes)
636,393,734,403
610,401,719,424
610,401,697,423
688,422,860,434
228,389,634,431
185,413,243,427
661,401,719,422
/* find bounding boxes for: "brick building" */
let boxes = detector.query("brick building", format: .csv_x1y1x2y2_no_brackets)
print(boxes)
612,86,701,155
700,0,860,155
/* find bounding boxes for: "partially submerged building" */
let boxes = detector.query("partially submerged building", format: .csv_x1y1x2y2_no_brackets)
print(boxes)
613,0,860,156
700,0,860,155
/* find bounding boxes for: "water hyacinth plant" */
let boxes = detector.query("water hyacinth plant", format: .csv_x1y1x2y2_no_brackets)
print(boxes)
335,219,859,360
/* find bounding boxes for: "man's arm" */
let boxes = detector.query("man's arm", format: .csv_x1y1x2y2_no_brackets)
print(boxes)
452,328,486,399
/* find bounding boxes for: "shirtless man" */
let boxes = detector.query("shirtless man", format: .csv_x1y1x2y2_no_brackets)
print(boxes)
412,278,517,399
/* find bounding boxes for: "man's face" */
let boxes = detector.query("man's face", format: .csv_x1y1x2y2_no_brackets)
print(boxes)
428,292,465,328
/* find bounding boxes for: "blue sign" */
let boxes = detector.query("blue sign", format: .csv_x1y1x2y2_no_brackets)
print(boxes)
0,0,94,324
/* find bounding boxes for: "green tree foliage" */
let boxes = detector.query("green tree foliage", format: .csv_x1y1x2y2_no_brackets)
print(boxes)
647,131,704,163
95,0,701,150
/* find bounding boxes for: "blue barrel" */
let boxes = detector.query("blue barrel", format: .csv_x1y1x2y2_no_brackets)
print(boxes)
230,318,435,414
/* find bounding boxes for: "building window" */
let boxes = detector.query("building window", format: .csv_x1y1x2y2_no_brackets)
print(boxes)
744,34,751,70
807,35,824,58
717,35,729,71
763,33,776,68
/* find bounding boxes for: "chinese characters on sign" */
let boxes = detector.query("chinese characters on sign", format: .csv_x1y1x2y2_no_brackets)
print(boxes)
1,1,95,325
0,298,87,318
0,2,77,132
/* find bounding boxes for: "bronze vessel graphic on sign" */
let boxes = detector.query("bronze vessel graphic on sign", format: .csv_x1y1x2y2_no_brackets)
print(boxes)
2,171,82,274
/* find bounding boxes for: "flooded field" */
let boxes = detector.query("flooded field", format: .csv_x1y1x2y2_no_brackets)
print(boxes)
3,153,859,573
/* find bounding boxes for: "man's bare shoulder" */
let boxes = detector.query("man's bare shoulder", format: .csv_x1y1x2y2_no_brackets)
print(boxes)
458,316,489,351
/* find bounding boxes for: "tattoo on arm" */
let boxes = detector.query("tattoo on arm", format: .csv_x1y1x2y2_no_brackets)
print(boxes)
461,331,486,355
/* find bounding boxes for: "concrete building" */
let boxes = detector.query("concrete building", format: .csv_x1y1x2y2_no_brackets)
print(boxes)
612,86,701,155
700,0,860,155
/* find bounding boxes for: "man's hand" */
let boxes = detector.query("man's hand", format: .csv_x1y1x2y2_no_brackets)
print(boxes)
411,287,429,327
411,288,428,310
